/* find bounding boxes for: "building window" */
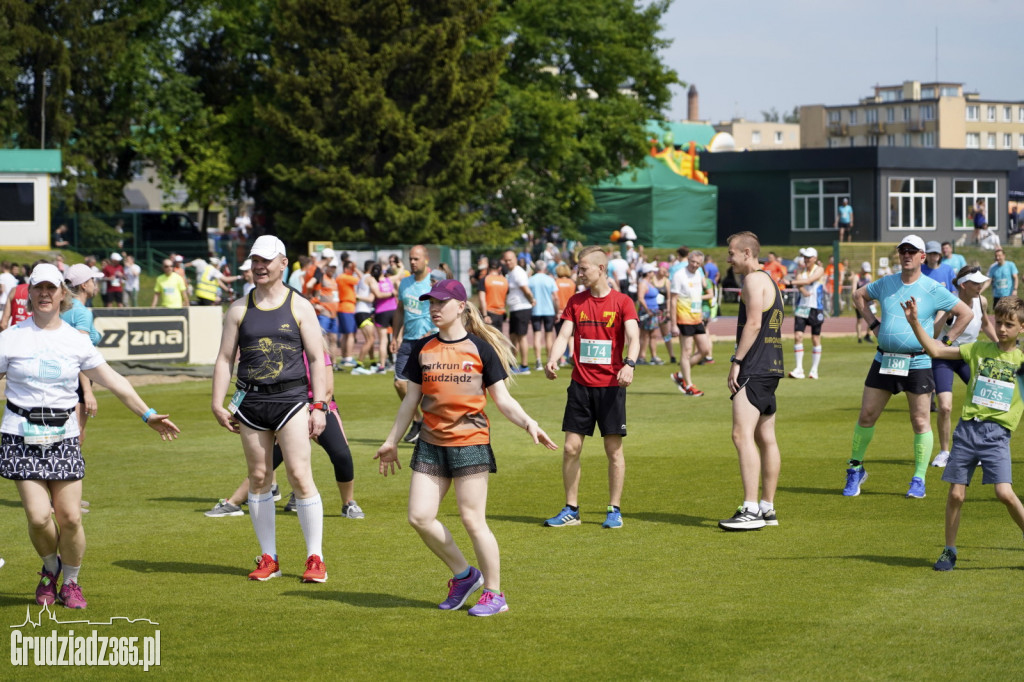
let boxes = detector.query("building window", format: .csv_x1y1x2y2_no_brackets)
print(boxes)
849,110,858,124
940,86,959,97
886,107,895,123
751,131,761,144
921,87,935,99
1003,106,1012,122
868,135,879,146
966,132,980,148
774,130,783,144
888,178,935,230
903,107,911,122
886,134,895,146
966,105,979,121
902,134,912,147
987,105,996,121
792,178,851,231
880,90,899,102
1020,133,1024,149
987,133,996,149
866,109,878,124
0,183,35,222
921,105,934,120
922,132,935,147
953,179,998,232
1019,107,1024,122
829,110,840,123
1004,133,1012,149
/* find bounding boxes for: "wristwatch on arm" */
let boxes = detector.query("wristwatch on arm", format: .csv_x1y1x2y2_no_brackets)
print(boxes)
623,358,636,368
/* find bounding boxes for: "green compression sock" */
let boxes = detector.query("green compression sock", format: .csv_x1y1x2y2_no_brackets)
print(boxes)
913,431,933,479
849,424,875,467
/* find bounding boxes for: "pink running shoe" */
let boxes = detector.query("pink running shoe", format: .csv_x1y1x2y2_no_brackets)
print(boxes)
59,581,87,609
35,561,61,606
468,591,508,617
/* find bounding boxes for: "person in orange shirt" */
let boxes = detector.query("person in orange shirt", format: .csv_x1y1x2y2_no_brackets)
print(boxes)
478,258,508,331
375,279,557,617
335,260,361,368
313,262,341,362
763,252,788,285
553,264,577,367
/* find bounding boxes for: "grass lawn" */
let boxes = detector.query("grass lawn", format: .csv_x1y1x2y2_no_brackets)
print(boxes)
1,336,1022,679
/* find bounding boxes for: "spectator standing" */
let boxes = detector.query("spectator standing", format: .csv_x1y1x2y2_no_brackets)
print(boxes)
152,259,189,308
785,247,826,380
835,197,854,242
101,253,124,308
940,242,967,272
987,248,1018,306
500,250,535,374
335,260,360,368
0,262,18,308
528,260,558,372
763,252,788,286
392,245,436,443
122,255,141,307
479,259,508,332
921,241,956,293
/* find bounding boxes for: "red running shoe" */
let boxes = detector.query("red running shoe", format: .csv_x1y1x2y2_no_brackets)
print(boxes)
301,554,327,583
248,554,281,581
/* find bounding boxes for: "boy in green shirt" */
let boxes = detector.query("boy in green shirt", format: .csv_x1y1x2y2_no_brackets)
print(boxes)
902,295,1024,571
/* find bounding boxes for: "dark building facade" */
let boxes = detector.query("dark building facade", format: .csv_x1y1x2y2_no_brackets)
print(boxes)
701,148,1019,245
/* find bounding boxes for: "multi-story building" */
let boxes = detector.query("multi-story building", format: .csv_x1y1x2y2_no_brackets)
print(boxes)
712,119,800,151
801,81,1024,159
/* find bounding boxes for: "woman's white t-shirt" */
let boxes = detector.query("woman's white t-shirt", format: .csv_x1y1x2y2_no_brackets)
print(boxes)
0,318,105,438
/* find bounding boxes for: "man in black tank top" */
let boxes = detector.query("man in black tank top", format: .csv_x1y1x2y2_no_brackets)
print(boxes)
720,231,785,532
211,235,332,584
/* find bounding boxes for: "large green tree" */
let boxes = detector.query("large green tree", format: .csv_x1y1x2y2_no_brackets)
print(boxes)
0,1,180,213
491,0,678,238
257,0,515,245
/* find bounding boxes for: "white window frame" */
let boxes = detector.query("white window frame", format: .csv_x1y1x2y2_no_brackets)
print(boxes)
987,105,996,121
865,109,878,124
751,130,761,144
966,105,979,121
1003,133,1012,149
1003,105,1012,122
849,110,858,125
828,110,840,123
774,130,783,144
886,107,895,123
987,133,996,149
966,132,980,148
791,178,852,232
953,178,998,232
922,132,935,147
888,177,936,231
1019,133,1024,149
921,105,934,121
1019,106,1024,123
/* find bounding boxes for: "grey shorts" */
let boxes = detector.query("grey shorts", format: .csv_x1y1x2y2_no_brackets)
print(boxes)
941,419,1013,486
410,440,496,479
394,340,416,381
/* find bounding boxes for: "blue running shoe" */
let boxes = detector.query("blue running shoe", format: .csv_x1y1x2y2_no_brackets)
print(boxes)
933,548,957,571
906,476,926,499
601,506,623,529
439,566,483,610
843,467,868,496
544,506,581,527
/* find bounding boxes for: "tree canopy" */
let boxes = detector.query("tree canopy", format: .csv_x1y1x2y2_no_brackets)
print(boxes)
0,0,679,246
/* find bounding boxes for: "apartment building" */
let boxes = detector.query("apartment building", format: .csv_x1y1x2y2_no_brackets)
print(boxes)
801,81,1024,156
712,119,800,151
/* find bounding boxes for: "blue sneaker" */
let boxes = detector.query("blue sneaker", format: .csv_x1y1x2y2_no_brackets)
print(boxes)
843,467,868,496
512,366,531,375
906,476,926,499
468,591,508,617
601,506,623,529
439,566,483,610
933,548,957,571
544,506,581,527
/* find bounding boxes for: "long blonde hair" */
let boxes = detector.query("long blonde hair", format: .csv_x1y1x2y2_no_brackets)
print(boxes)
462,303,517,380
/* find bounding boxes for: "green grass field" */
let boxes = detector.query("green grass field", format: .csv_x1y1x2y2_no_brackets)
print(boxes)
2,336,1022,679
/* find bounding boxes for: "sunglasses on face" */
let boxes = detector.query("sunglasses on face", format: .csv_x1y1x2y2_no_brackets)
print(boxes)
897,248,920,255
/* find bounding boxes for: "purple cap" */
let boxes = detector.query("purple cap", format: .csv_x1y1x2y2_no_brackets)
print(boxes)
418,279,467,302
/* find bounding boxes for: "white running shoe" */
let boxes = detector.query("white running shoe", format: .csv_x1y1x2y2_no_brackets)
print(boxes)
788,368,805,379
931,450,950,468
808,370,818,380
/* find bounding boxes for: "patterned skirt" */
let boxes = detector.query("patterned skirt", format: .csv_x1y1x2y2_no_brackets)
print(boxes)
0,433,84,481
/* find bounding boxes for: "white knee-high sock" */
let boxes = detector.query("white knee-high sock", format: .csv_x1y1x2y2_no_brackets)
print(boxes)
296,494,324,558
811,346,822,373
793,344,804,371
248,491,277,557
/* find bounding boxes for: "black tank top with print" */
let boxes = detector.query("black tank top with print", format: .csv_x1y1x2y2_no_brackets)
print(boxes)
736,270,785,378
237,288,308,401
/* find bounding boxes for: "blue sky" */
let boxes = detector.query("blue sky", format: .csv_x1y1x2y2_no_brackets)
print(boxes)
657,0,1024,123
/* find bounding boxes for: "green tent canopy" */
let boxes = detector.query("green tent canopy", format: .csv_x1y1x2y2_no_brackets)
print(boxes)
581,157,718,249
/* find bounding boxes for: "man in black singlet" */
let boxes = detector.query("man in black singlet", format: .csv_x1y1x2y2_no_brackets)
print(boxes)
720,231,785,532
212,235,331,583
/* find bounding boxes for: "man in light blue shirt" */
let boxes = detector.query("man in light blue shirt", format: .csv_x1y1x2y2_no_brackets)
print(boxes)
528,261,559,371
939,242,966,272
987,248,1018,305
844,234,973,501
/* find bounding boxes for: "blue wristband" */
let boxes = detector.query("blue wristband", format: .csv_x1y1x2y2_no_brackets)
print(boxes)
141,408,158,423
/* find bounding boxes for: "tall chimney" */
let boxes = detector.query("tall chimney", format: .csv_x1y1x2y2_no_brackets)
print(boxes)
687,84,699,122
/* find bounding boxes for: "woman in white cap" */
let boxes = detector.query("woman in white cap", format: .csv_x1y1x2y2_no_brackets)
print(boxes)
930,266,998,468
62,263,103,445
1,264,179,609
785,247,826,379
852,261,874,343
375,278,557,617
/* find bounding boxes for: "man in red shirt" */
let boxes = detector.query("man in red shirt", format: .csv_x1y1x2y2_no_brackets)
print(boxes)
543,245,639,529
102,253,125,307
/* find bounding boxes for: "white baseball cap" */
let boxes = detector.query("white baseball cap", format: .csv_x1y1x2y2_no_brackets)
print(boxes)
861,261,871,272
898,235,926,252
110,252,123,261
65,263,103,286
239,259,252,272
799,247,818,258
249,235,287,260
29,263,64,288
320,248,335,260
